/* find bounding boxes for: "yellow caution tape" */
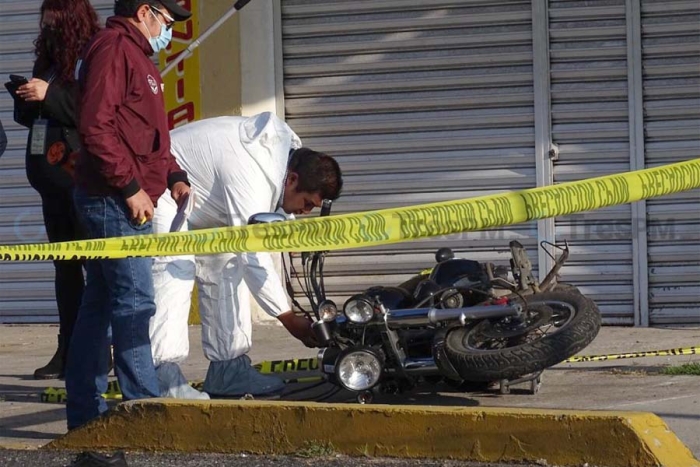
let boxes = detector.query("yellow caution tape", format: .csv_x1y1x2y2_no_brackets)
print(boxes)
41,387,68,403
250,347,700,371
41,357,323,403
253,357,319,373
41,345,699,402
3,158,699,261
41,380,125,403
564,345,699,363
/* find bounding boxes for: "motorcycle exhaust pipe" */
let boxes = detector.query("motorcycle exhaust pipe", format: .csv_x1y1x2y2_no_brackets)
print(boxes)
402,357,438,375
381,357,438,375
385,304,521,329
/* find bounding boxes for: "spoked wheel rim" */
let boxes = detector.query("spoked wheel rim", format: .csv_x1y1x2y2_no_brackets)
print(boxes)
462,299,577,352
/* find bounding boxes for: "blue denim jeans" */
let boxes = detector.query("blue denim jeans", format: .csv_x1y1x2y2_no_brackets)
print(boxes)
65,189,160,430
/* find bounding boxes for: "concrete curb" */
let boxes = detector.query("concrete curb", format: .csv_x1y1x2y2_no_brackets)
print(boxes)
44,399,700,467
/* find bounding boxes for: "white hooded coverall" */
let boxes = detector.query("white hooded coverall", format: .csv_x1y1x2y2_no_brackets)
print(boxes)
149,112,299,370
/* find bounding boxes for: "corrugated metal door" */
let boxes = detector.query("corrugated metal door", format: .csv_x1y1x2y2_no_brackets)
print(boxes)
641,0,700,324
280,0,539,306
0,0,114,323
548,0,635,324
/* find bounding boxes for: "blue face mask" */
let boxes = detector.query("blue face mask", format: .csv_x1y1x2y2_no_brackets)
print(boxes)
149,22,172,53
145,9,173,53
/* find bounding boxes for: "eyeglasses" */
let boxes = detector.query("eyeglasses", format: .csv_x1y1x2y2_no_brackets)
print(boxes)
150,6,175,30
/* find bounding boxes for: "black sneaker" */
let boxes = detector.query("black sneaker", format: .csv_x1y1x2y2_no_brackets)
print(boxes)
68,451,128,467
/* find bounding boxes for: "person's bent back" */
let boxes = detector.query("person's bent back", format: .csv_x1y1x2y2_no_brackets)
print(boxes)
147,112,343,399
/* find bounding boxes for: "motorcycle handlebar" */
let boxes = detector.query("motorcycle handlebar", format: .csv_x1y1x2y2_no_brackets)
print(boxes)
307,199,333,314
310,253,323,306
320,199,332,217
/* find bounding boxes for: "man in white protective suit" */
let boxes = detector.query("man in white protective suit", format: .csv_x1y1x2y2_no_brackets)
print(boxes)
148,111,343,399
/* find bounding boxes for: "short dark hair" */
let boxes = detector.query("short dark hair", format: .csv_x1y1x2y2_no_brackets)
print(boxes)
114,0,160,17
288,147,343,201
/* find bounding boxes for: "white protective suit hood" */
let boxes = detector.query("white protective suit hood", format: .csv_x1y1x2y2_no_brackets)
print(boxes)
239,112,303,212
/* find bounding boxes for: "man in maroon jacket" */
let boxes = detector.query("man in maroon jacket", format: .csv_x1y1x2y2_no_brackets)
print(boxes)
65,0,192,430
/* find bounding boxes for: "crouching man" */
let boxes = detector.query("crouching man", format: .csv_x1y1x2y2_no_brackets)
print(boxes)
149,111,343,399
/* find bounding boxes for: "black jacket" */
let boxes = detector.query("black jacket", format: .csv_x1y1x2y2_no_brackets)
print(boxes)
0,119,6,157
14,63,80,138
13,63,80,193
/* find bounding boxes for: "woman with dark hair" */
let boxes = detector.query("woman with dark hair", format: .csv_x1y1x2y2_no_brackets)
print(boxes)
13,0,101,380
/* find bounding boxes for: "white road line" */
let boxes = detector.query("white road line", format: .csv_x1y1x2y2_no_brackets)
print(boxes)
600,393,700,409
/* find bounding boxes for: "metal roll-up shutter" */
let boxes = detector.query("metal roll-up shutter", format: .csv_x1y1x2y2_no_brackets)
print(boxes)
0,1,114,323
280,0,538,305
548,0,634,324
641,0,700,324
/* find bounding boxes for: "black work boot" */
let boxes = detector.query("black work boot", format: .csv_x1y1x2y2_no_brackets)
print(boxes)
69,451,128,467
33,334,66,380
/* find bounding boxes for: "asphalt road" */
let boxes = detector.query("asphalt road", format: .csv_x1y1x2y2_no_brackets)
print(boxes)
0,449,574,467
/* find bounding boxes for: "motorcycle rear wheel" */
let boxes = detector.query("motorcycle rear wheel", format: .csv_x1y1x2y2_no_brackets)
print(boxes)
443,290,601,382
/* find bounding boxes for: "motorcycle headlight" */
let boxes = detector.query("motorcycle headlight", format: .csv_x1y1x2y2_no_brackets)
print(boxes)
318,300,338,323
335,348,383,391
343,295,375,324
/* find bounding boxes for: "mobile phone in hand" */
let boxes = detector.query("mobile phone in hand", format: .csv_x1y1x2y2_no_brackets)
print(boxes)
9,75,28,85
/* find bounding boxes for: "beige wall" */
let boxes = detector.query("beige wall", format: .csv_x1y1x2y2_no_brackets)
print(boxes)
199,1,242,118
190,2,282,325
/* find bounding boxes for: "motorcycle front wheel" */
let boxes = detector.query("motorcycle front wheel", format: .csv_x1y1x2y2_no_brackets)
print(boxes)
443,290,601,382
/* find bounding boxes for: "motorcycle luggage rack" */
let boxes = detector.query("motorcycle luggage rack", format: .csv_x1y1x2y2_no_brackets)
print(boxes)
538,240,570,293
498,370,543,395
508,240,571,296
509,240,540,293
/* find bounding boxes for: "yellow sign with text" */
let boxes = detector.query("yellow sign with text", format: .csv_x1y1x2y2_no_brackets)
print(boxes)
156,0,202,322
159,0,201,129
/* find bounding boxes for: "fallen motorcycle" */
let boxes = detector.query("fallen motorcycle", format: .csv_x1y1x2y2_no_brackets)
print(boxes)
249,203,602,403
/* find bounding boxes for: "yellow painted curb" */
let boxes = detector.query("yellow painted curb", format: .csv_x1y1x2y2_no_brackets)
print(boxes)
44,400,699,467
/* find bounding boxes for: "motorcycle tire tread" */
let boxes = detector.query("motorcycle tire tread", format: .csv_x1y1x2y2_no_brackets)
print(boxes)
552,282,582,295
443,290,602,382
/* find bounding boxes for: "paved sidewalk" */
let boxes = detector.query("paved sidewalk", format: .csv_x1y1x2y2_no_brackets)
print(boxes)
1,323,699,458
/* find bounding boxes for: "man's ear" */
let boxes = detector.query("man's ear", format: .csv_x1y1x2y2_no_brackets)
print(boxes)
135,3,150,22
285,172,299,191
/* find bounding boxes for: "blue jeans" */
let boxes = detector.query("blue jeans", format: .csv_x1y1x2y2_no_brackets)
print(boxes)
65,189,160,430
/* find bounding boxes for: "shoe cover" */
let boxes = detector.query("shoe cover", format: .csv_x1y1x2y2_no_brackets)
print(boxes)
203,354,285,397
156,362,210,400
